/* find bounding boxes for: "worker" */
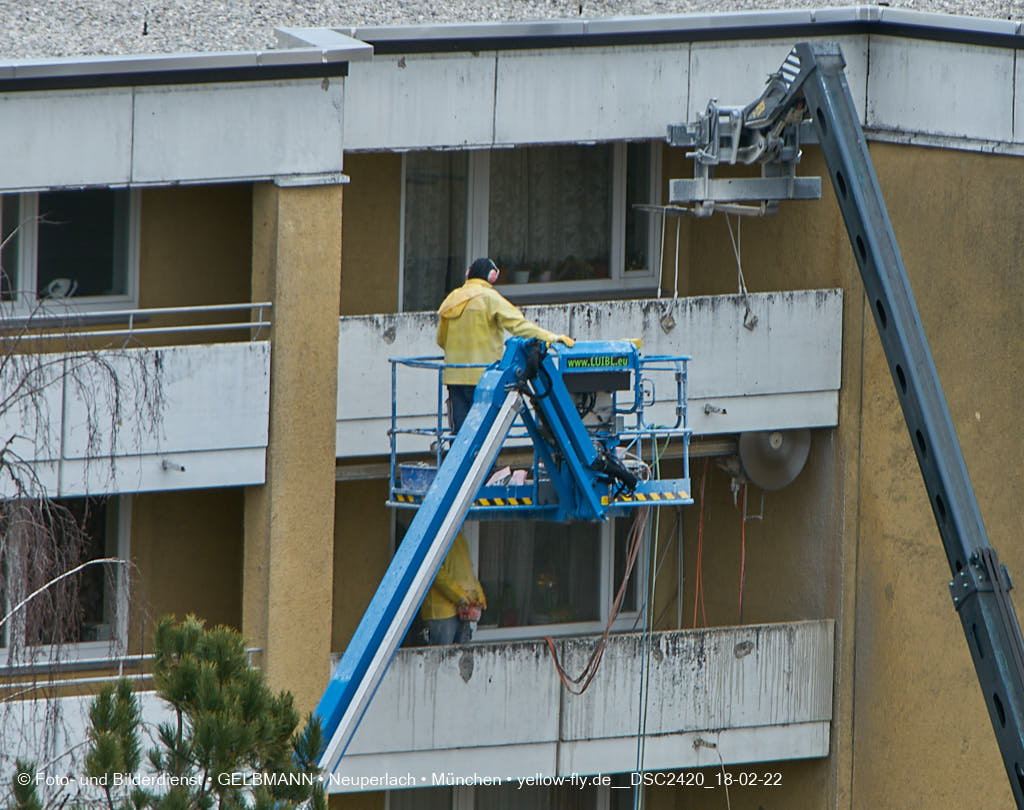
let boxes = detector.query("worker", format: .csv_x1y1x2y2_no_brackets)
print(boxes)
421,531,486,645
437,257,575,432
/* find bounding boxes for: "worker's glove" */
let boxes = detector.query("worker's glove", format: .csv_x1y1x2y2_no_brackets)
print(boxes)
458,603,482,621
554,335,575,348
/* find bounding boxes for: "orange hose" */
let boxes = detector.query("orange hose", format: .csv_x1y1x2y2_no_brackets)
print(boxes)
545,507,649,695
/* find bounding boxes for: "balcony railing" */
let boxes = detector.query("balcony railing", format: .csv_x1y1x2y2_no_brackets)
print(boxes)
2,301,271,343
0,648,263,696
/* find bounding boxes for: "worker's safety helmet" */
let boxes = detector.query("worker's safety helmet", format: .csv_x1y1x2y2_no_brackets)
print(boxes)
468,257,500,284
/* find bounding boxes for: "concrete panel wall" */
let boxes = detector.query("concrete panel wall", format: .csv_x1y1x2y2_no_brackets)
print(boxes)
133,79,344,185
348,40,854,149
867,36,1015,141
0,80,343,192
336,621,833,789
1017,49,1024,144
0,88,133,189
689,36,869,123
0,690,169,779
344,34,1021,157
0,341,270,497
494,46,689,144
336,290,842,457
343,53,496,150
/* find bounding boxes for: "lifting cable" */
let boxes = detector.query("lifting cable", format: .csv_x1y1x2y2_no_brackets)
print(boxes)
634,438,668,789
646,508,686,631
738,483,748,624
649,205,683,300
692,457,710,628
725,214,758,330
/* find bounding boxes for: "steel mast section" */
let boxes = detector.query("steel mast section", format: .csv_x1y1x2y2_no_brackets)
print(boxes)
670,41,1024,804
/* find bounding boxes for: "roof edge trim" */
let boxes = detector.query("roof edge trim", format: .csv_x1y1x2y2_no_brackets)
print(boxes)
340,6,1023,53
0,30,371,92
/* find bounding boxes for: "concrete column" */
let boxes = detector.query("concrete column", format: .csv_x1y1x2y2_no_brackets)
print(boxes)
244,181,342,714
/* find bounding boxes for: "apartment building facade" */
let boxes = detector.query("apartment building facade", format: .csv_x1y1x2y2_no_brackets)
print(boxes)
0,8,1021,809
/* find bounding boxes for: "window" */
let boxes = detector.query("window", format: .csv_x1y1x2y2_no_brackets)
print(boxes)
472,518,641,641
401,143,660,310
388,778,636,809
392,515,642,642
0,189,139,311
0,496,130,658
402,152,468,313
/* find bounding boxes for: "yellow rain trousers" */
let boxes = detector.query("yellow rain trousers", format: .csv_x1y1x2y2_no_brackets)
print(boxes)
420,532,487,621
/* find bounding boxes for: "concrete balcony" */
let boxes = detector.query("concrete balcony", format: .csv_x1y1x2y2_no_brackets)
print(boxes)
332,620,834,791
336,289,843,458
0,306,271,496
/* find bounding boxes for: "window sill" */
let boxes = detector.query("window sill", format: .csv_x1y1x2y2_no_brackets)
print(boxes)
497,275,659,306
0,639,128,676
473,614,642,643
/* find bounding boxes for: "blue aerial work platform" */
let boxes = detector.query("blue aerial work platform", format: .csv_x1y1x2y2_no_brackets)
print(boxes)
315,336,693,772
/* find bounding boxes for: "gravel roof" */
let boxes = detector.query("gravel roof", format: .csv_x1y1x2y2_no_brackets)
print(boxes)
0,1,1021,59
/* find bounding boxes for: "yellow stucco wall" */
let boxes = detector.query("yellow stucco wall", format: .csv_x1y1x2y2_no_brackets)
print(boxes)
339,153,402,316
243,182,343,715
332,479,393,653
327,139,1021,808
138,185,252,308
658,142,1022,808
848,144,1022,809
329,792,385,810
129,488,244,652
136,184,254,344
646,144,860,807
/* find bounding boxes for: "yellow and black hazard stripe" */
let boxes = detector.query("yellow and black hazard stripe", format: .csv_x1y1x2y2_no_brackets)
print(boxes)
394,493,537,508
601,490,690,505
474,497,534,507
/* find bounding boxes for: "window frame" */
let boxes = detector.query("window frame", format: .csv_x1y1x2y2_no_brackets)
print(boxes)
0,189,141,314
0,494,132,666
464,517,646,643
484,142,662,303
387,781,629,809
398,141,662,311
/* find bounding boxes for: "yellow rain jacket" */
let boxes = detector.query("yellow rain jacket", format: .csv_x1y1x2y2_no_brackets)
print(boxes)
420,532,487,621
436,278,559,386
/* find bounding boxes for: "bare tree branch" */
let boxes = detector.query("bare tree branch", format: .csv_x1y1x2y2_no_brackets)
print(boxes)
0,212,167,783
0,557,129,633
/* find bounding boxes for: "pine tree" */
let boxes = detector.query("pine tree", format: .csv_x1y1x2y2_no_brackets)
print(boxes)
84,677,143,810
8,761,42,810
146,615,325,810
7,615,326,810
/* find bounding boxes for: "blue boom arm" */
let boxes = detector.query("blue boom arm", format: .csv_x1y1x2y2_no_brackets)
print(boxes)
315,337,691,771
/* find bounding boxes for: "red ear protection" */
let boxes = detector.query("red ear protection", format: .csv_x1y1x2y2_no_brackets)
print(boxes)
468,258,501,284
